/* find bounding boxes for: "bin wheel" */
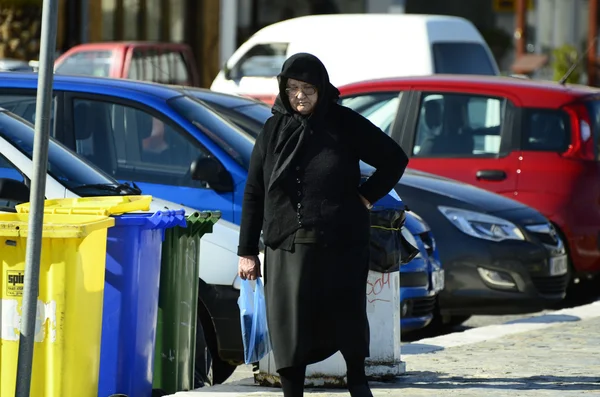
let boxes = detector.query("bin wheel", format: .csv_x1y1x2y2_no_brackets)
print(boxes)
151,390,167,397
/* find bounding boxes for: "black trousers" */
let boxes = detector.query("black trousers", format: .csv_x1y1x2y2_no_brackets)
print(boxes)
277,354,373,397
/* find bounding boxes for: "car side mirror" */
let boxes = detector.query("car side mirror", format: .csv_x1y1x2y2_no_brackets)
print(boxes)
0,178,30,211
190,156,234,193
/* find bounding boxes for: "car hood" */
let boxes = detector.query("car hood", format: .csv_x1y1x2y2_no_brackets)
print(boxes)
361,164,527,214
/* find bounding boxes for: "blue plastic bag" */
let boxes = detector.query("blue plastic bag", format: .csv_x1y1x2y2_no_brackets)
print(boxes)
238,278,272,364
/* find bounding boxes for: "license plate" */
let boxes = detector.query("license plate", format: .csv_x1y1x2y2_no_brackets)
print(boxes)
432,269,445,292
549,255,568,276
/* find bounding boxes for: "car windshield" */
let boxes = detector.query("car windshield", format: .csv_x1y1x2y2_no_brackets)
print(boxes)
0,110,124,191
55,50,113,77
585,99,600,160
168,95,255,170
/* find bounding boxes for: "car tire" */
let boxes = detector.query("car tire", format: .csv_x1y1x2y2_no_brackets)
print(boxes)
212,357,238,385
445,315,471,327
194,305,239,387
194,321,213,388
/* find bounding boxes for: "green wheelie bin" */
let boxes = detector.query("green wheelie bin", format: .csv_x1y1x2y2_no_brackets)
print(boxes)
152,210,221,394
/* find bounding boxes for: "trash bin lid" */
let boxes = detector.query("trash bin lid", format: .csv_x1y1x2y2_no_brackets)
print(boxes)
186,211,222,235
113,209,187,230
0,213,115,238
16,196,153,216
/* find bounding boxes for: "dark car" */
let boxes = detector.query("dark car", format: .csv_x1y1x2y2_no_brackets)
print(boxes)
382,167,567,322
182,87,271,137
190,89,570,326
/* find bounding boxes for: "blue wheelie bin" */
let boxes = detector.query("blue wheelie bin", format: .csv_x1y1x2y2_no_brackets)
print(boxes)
98,209,186,397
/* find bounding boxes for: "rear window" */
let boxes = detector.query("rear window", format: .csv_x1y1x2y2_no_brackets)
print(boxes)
432,42,496,76
521,108,571,152
55,50,113,77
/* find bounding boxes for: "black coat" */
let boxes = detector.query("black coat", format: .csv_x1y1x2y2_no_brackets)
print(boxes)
237,99,408,256
237,53,408,370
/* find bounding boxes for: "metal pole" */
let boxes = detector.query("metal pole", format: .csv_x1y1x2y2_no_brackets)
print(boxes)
588,0,598,86
515,0,527,58
14,0,58,396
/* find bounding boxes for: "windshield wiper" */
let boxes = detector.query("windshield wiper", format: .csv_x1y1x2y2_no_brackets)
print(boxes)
72,182,141,195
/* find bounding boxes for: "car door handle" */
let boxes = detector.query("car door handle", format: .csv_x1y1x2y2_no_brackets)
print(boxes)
476,170,506,181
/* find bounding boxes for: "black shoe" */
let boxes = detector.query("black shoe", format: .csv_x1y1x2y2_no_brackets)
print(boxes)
348,383,374,397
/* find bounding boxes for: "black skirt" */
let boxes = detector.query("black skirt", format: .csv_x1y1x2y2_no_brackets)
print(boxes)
264,240,370,371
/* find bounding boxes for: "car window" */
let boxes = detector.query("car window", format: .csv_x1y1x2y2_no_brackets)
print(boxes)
0,94,58,137
0,152,25,183
432,42,496,76
171,51,191,85
128,50,144,80
341,92,403,136
521,109,571,152
55,50,113,77
168,95,255,170
232,43,288,79
72,98,210,187
0,110,115,190
204,102,270,138
414,92,507,157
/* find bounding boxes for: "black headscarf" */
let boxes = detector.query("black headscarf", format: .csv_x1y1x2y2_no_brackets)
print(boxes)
268,53,340,192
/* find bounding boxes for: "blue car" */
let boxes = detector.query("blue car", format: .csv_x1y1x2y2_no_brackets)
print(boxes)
0,73,441,334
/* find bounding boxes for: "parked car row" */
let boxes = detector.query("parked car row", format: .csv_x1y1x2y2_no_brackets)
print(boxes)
188,87,571,326
0,13,591,388
0,72,440,390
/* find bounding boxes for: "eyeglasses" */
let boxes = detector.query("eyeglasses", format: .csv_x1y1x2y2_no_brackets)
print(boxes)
285,86,317,96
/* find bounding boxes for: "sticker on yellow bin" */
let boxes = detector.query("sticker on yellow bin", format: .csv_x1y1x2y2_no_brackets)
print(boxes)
0,213,115,397
15,195,153,216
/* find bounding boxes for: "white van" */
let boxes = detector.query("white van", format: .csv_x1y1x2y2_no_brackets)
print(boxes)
211,14,499,104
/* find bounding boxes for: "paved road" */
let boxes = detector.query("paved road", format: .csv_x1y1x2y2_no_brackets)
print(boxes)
172,302,600,396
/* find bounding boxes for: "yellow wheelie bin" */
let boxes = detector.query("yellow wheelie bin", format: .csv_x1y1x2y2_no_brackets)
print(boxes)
0,212,114,397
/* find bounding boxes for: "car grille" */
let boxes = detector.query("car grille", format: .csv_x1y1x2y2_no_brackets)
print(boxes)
530,274,570,296
525,223,561,247
405,296,436,318
400,271,429,288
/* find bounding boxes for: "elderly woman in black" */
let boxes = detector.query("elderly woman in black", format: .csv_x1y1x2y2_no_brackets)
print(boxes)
237,53,408,397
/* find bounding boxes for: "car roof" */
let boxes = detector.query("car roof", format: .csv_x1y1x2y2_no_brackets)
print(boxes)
0,71,188,100
61,41,191,50
251,14,477,41
339,74,600,107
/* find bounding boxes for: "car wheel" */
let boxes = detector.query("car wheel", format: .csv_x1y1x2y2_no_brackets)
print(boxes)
194,321,213,388
194,308,238,387
445,315,471,327
212,357,238,385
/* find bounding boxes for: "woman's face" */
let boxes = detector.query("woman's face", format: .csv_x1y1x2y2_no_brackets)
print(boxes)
285,78,318,115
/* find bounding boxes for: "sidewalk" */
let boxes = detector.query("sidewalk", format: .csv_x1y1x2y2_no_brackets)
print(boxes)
171,301,600,396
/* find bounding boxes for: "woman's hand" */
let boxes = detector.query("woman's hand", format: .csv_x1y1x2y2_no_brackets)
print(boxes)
358,193,372,209
238,255,262,280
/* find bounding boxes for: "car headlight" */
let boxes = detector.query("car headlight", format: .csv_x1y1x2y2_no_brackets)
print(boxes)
401,226,422,260
438,206,525,242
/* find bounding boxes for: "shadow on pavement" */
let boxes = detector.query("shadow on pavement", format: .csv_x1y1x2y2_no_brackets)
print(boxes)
400,343,444,355
401,325,472,342
503,313,580,325
381,372,600,391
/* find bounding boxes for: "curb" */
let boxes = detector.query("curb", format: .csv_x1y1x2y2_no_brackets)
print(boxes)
402,299,600,355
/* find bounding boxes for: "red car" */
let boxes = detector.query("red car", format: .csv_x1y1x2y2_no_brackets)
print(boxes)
339,75,600,292
54,41,200,87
